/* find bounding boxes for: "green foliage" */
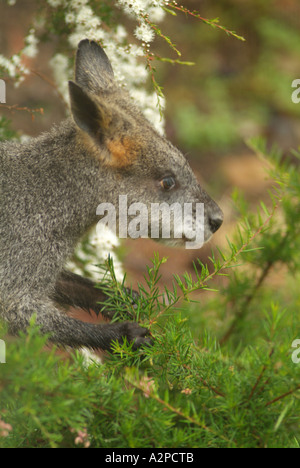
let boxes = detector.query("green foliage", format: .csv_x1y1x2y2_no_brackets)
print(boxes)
0,283,298,447
0,117,18,141
1,146,299,448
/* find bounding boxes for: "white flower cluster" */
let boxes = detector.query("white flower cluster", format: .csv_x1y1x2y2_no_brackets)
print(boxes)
47,0,65,6
47,0,166,133
49,53,71,105
118,0,166,23
3,0,166,129
0,54,21,80
0,28,38,84
22,28,39,59
67,225,123,282
118,1,166,43
134,23,155,43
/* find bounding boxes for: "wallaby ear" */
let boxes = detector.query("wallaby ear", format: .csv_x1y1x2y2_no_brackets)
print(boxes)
75,39,114,94
69,80,111,141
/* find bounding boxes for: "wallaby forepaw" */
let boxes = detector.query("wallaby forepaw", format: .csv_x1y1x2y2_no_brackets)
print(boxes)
118,321,152,350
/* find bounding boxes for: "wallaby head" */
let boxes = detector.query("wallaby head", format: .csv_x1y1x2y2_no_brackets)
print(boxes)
70,39,223,248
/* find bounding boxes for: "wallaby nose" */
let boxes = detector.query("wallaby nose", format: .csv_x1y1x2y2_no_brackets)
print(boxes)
208,209,223,234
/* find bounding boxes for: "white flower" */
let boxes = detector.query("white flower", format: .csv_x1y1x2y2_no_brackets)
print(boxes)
0,55,16,78
22,29,39,58
134,23,155,43
128,44,144,57
88,28,106,42
79,226,124,282
118,0,146,17
115,25,128,41
148,6,166,23
50,53,71,104
19,134,31,144
68,31,87,48
11,54,21,66
47,0,64,7
77,6,94,23
118,0,165,19
65,12,76,24
144,106,165,134
70,0,89,10
87,16,101,29
129,88,165,134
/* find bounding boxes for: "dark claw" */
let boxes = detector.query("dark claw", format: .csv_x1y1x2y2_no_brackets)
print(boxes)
116,321,153,350
132,335,153,350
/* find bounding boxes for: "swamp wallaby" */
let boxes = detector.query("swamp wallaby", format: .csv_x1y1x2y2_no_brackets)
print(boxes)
0,40,223,351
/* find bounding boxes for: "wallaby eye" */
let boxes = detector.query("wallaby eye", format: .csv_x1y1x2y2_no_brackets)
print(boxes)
160,176,176,191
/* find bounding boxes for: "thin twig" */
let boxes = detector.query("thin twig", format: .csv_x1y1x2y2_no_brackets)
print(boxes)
248,348,274,401
0,103,44,123
30,69,66,103
199,376,225,398
220,227,288,345
126,375,233,444
168,3,246,42
0,103,44,117
265,385,300,407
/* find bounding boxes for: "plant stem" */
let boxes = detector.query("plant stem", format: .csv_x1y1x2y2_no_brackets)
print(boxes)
265,385,300,407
